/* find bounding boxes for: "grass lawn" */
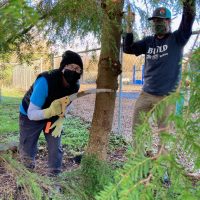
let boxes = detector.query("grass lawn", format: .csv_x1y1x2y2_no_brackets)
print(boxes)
0,88,24,143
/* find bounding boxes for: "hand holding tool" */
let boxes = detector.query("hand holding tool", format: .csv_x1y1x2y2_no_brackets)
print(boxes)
126,4,135,33
43,98,63,119
48,88,114,137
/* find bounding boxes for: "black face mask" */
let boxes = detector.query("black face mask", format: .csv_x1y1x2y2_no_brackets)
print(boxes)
63,69,81,85
153,21,169,36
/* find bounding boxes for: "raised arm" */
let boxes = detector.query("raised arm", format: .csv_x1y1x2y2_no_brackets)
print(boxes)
175,0,196,45
123,6,146,56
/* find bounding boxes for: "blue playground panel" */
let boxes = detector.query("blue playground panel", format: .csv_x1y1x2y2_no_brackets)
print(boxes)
133,64,144,85
117,92,140,99
134,80,143,84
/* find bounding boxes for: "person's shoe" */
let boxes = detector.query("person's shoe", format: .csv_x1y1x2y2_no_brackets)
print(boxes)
21,160,35,171
72,154,83,164
48,169,61,177
20,156,35,170
25,163,35,170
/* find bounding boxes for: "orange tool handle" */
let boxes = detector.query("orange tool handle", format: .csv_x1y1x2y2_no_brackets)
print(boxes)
45,122,52,134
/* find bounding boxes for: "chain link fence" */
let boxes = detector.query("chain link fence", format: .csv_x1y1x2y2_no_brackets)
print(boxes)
12,48,144,91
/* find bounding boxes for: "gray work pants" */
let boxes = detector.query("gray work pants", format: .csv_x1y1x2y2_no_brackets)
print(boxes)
19,113,63,175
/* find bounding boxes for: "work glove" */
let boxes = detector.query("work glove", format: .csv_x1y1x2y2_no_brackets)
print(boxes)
50,117,65,138
125,4,135,33
43,98,63,119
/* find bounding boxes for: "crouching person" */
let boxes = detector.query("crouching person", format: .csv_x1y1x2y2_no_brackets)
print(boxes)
19,50,83,176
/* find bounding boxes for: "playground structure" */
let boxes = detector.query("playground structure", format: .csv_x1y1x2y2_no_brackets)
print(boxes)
132,64,144,85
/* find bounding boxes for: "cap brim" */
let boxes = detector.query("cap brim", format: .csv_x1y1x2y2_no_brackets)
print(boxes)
148,16,170,20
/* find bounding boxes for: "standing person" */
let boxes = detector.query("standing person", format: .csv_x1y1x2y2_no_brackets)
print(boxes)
123,1,196,148
19,50,83,176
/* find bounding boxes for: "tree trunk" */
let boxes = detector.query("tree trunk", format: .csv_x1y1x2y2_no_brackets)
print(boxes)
86,0,124,160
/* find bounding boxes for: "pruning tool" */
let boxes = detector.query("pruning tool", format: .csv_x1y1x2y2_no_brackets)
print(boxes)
45,88,113,134
58,88,114,117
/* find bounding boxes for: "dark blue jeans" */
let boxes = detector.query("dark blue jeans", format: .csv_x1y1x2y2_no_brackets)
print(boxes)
19,113,63,175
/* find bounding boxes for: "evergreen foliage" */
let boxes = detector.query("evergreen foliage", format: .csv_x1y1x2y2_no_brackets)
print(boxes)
41,0,103,43
0,0,39,52
1,153,49,200
81,154,114,199
1,153,89,200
